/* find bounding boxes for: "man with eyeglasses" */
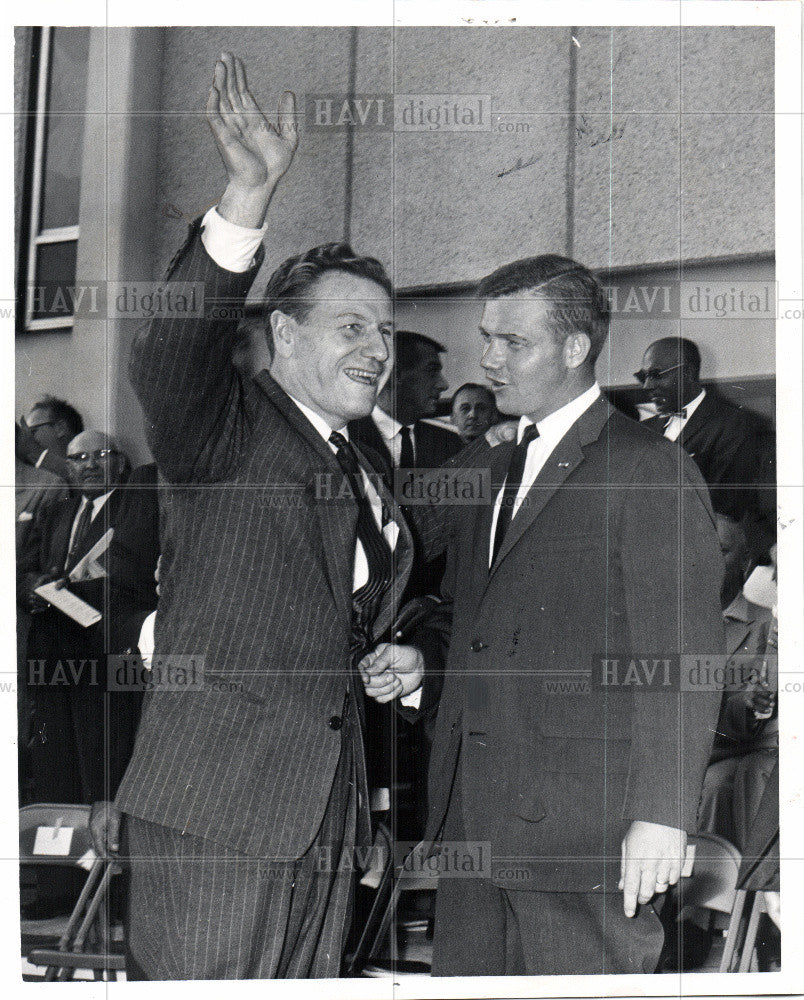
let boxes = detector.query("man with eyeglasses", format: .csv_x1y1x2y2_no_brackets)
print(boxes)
18,431,133,807
18,395,84,480
636,337,769,526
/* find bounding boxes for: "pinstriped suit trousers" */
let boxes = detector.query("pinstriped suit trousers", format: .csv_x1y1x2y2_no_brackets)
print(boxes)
124,718,358,979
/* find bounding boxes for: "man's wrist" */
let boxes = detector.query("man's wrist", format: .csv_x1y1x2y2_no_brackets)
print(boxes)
217,181,278,229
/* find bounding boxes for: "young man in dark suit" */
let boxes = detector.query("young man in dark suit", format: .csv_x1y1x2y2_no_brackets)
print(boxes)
361,256,726,976
96,54,423,980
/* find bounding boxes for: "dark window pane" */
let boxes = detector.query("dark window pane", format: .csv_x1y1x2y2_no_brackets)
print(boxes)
32,240,78,320
40,28,89,230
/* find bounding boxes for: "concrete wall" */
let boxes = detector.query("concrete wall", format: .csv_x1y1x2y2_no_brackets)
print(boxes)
15,26,775,464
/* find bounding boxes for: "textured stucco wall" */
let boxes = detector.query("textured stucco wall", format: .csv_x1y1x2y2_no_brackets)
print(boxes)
153,27,355,294
572,26,774,269
350,26,572,287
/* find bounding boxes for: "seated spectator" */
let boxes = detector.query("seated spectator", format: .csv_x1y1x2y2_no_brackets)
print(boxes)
18,431,149,806
659,515,776,971
450,382,500,444
19,395,84,480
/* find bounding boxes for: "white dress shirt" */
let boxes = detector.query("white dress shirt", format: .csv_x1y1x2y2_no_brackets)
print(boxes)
201,207,267,272
488,383,602,566
66,491,113,558
285,394,399,592
371,405,415,468
661,389,706,442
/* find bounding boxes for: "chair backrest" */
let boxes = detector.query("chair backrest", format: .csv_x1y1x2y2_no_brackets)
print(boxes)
681,832,742,914
20,805,94,867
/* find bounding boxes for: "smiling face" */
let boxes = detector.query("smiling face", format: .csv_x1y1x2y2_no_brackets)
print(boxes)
66,430,127,498
479,295,571,421
270,270,394,428
640,341,697,415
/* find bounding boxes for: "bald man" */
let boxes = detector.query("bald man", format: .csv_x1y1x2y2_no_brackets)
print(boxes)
19,430,133,805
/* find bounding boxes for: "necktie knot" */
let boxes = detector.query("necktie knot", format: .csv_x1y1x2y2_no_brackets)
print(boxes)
519,423,539,447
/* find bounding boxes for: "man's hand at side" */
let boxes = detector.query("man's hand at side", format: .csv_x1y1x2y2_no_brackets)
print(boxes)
358,643,424,704
619,820,687,917
206,52,299,229
89,800,122,857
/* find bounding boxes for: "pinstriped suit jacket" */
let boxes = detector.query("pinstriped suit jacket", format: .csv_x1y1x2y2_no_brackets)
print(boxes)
116,223,415,862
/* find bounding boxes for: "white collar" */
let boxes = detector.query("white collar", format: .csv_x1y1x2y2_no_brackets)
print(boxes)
682,388,706,420
79,491,114,516
285,393,347,445
372,404,407,440
517,382,602,444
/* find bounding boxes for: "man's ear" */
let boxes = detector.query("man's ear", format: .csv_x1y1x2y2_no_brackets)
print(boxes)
563,332,591,370
270,310,295,358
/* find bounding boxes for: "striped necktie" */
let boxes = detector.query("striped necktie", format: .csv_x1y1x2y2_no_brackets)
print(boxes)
329,431,393,652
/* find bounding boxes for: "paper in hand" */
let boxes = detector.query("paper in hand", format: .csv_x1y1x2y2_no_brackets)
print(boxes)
34,581,102,628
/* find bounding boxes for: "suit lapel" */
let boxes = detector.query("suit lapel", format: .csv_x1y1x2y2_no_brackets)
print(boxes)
253,370,357,625
677,391,711,454
488,395,614,580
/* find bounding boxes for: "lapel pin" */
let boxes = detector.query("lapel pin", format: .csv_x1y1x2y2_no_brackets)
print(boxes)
558,461,570,468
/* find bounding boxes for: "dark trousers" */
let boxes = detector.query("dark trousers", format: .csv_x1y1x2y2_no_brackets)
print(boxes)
124,732,358,979
431,769,665,976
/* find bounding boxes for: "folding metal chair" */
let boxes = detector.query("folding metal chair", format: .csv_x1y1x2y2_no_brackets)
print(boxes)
345,826,437,977
680,831,752,973
20,804,125,981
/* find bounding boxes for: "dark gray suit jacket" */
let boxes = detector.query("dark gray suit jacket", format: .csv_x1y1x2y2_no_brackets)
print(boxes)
411,397,726,891
117,222,414,861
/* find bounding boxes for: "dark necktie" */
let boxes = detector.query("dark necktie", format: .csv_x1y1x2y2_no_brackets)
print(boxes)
399,425,415,469
329,431,393,651
65,498,93,570
491,424,539,566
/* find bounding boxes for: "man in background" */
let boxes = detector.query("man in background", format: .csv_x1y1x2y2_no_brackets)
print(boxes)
19,430,132,805
18,395,84,480
637,337,769,529
349,330,461,475
450,382,499,444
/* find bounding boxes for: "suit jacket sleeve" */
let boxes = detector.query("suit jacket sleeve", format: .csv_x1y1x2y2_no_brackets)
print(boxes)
128,220,264,484
620,450,726,833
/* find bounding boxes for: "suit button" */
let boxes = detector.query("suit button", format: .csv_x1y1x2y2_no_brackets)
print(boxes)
469,639,488,652
328,715,343,731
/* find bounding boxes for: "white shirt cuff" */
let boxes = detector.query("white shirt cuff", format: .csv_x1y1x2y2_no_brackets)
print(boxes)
35,449,48,468
201,207,267,273
400,687,423,710
137,610,157,670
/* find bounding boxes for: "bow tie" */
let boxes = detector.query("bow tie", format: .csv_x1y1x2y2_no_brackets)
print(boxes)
663,408,687,420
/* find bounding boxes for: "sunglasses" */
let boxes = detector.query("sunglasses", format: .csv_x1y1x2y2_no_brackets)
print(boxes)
67,449,120,464
633,362,684,385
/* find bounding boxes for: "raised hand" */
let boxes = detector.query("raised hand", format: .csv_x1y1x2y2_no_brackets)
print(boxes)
205,52,298,228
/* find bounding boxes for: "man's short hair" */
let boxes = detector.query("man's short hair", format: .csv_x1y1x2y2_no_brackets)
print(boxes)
476,254,610,364
649,336,702,380
31,395,84,437
262,243,393,327
395,330,446,373
450,381,495,410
